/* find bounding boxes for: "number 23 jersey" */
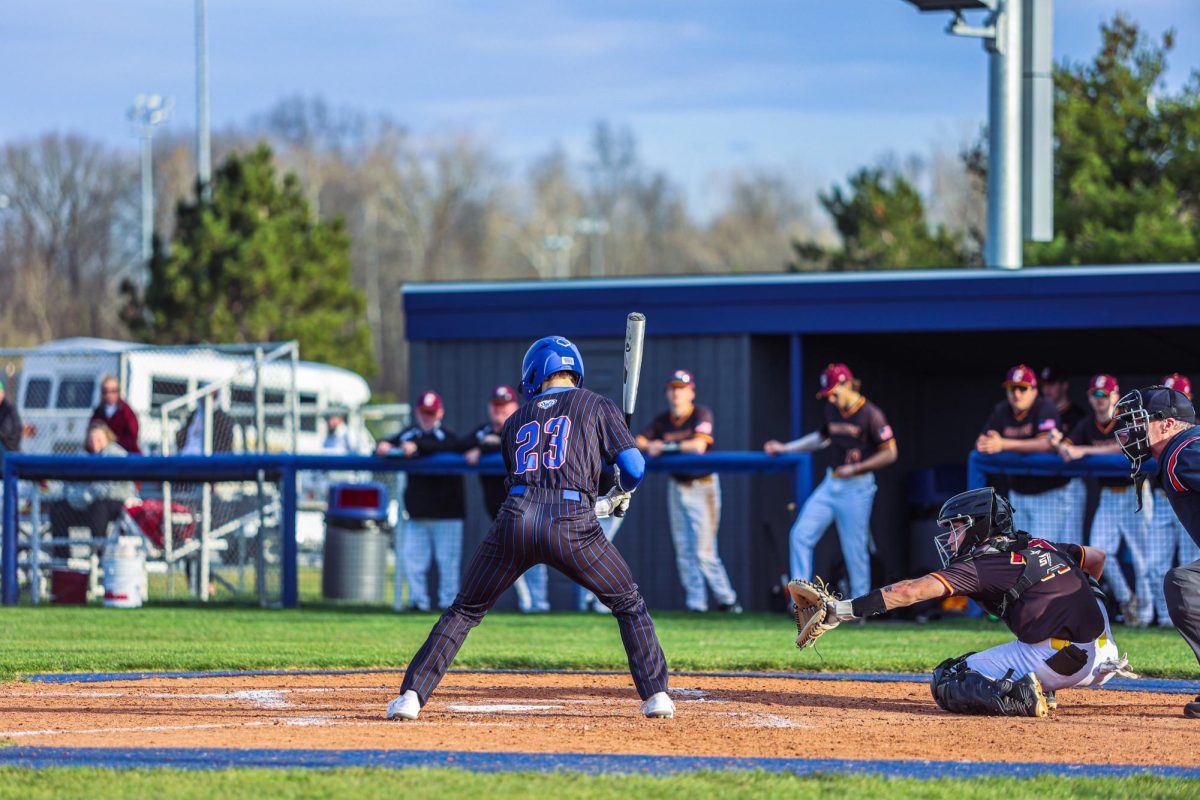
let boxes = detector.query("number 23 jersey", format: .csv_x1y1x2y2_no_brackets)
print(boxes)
502,387,636,497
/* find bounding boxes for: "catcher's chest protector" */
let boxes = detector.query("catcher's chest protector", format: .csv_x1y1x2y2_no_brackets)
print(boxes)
978,540,1076,619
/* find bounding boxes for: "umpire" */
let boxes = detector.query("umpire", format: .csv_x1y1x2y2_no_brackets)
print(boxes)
1115,385,1200,718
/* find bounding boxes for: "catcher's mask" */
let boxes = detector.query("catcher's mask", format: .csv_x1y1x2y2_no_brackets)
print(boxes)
934,487,1014,568
1114,386,1196,479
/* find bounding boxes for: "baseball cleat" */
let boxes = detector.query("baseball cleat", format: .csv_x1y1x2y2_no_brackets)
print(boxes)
1027,673,1049,718
640,691,676,719
386,690,421,721
1184,696,1200,719
1045,690,1057,711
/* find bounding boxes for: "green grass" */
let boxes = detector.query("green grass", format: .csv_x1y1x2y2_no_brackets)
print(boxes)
0,603,1194,680
0,769,1193,800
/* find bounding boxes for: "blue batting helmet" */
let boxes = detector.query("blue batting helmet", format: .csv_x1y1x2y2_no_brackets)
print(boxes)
520,336,585,400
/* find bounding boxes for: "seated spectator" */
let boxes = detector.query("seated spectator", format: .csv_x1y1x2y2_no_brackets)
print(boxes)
51,423,135,558
91,374,141,454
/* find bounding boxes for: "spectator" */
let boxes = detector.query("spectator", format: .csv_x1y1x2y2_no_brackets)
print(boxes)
176,384,234,454
1040,366,1086,544
51,423,134,558
90,374,140,454
378,390,465,612
764,363,897,601
1055,374,1147,624
0,378,21,461
976,364,1067,540
1145,373,1198,627
638,370,740,613
464,385,549,612
322,407,362,454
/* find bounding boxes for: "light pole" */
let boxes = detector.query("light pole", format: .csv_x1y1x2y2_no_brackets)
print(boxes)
196,0,212,202
127,94,173,263
574,217,610,278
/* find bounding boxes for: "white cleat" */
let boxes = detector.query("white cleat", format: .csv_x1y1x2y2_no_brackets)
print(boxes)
386,690,421,721
640,691,676,719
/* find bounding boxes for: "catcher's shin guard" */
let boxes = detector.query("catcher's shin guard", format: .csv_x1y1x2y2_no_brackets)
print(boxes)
930,655,1048,717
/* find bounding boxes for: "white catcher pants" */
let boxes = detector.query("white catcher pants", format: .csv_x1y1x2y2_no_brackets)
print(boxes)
668,474,737,611
966,601,1122,692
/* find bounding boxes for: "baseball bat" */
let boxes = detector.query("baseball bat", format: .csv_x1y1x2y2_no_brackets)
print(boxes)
622,312,646,428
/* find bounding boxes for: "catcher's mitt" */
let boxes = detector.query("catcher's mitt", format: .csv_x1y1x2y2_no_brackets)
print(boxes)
788,577,840,649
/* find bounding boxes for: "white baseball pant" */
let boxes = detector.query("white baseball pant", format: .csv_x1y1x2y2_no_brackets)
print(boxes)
1146,488,1200,625
966,601,1122,691
1087,487,1147,609
1009,482,1074,542
789,469,876,599
513,564,550,613
668,474,738,611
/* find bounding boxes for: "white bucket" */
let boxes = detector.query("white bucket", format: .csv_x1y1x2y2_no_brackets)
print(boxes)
103,535,147,609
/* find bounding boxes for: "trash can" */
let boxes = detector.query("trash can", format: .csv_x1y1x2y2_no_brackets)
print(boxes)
322,482,390,602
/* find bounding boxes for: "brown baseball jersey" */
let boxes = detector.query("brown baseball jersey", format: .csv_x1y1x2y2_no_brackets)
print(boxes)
641,405,715,482
980,397,1066,494
1065,414,1125,488
821,396,895,469
931,540,1103,644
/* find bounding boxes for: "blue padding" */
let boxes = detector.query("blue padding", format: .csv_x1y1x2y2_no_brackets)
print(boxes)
1,746,1196,778
967,452,1145,489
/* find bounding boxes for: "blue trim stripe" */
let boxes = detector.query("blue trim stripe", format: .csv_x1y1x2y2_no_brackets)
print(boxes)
1,746,1197,778
21,667,1193,695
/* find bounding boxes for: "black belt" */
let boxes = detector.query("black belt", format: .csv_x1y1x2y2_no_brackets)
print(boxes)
509,485,582,502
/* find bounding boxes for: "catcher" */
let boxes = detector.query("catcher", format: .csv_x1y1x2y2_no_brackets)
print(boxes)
789,487,1135,717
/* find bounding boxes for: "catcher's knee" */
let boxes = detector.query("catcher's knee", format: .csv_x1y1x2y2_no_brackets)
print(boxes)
930,654,1047,717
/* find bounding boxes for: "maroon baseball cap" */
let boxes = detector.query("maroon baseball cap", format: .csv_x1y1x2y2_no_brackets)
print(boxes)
490,385,517,405
666,369,694,388
1003,364,1037,389
1163,373,1192,398
1089,374,1119,395
416,390,443,414
816,363,854,398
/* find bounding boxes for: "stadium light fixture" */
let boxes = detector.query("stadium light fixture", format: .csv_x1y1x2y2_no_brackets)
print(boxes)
128,94,174,264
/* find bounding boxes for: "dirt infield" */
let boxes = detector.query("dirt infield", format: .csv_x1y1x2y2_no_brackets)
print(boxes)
1,670,1195,766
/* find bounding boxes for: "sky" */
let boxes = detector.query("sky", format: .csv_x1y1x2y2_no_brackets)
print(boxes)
2,1,1197,218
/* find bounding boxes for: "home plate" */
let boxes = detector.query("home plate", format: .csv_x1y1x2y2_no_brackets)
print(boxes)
447,704,565,714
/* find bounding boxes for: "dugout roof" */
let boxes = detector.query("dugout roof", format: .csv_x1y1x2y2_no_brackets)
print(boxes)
403,264,1200,341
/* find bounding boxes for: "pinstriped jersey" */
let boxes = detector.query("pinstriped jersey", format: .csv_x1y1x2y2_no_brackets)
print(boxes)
501,387,635,497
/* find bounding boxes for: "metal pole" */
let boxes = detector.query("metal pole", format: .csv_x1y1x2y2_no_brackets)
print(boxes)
140,130,153,262
162,407,174,597
281,465,298,608
289,344,299,455
985,0,1023,269
196,0,212,202
254,347,267,605
199,393,213,600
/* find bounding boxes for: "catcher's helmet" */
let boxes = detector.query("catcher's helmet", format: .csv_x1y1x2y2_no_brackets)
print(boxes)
520,336,585,401
1114,385,1196,478
934,487,1014,567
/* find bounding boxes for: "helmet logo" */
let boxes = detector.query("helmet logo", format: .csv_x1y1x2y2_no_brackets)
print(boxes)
561,356,575,366
554,337,572,347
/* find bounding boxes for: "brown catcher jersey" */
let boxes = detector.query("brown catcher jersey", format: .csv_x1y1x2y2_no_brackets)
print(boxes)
820,396,895,469
932,540,1103,644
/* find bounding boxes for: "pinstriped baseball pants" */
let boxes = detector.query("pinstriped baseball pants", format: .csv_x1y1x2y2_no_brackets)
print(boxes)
400,490,669,704
1087,487,1147,606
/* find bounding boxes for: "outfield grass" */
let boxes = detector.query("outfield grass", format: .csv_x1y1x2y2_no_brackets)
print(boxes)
0,768,1194,800
0,603,1194,680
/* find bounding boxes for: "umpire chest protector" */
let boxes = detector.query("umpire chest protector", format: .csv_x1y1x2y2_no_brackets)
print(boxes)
958,535,1078,620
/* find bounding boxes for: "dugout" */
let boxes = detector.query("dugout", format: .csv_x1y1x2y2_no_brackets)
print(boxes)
403,264,1200,611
